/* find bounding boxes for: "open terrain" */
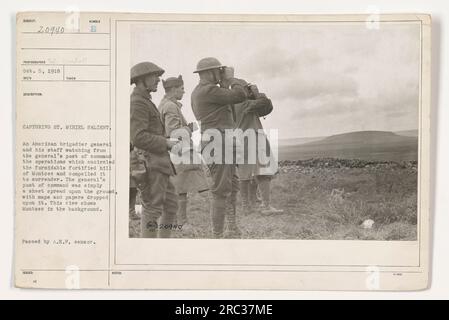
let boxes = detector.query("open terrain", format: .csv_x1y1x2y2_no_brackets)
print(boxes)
129,131,418,240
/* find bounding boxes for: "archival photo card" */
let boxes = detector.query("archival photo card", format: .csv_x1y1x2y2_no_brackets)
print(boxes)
15,12,431,290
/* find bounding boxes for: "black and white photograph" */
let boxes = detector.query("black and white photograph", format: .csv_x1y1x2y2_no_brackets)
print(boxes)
128,20,420,241
11,9,435,291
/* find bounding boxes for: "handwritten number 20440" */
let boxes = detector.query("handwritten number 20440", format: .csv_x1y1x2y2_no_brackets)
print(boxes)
37,26,65,35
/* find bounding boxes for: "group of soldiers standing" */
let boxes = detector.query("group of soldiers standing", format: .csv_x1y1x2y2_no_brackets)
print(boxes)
130,57,282,239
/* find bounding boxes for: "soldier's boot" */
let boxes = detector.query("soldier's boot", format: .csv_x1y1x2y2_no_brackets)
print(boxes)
249,180,262,207
129,206,140,221
226,193,242,238
129,188,140,221
129,205,140,221
211,196,226,239
141,211,158,238
158,212,176,238
177,194,188,225
226,206,242,238
240,180,253,215
258,178,284,215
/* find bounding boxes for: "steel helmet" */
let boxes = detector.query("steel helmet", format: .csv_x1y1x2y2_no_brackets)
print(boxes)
130,62,165,84
193,57,225,73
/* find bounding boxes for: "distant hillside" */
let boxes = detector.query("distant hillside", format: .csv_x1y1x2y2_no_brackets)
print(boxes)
279,136,325,146
278,131,418,162
395,129,419,137
305,131,414,146
279,130,418,146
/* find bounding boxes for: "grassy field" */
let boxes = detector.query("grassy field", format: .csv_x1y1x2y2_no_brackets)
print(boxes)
130,158,418,240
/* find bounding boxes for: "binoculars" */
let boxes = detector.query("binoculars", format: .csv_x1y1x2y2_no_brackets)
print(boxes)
220,66,234,80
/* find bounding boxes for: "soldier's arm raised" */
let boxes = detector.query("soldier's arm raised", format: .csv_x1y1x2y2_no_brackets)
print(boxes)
243,94,273,117
205,79,247,106
130,101,168,154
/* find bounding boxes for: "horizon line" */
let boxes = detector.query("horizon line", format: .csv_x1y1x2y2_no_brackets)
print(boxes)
278,128,419,141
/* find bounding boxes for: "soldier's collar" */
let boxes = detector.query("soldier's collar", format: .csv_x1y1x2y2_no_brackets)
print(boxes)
133,86,145,96
133,86,153,100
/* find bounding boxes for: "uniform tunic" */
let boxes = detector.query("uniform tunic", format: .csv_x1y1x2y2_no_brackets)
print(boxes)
191,79,247,133
191,79,247,198
130,86,175,176
130,86,177,237
158,95,209,194
234,93,278,180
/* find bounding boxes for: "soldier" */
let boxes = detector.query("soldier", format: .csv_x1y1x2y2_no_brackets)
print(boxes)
129,142,143,238
191,57,248,238
129,143,140,222
158,75,209,226
235,82,283,214
130,61,179,238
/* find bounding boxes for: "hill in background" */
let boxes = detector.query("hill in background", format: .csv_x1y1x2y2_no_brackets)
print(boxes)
395,129,419,137
278,130,418,162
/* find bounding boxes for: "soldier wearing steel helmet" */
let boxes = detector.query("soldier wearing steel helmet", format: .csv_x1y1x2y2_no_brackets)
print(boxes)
130,61,179,238
191,57,248,238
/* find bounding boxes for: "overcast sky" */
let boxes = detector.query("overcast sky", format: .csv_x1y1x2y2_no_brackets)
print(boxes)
131,22,420,140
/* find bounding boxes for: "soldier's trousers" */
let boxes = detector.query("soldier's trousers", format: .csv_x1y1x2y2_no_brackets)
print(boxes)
207,163,239,238
138,170,178,238
129,187,137,214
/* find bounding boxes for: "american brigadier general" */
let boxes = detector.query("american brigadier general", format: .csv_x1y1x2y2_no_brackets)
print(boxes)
191,57,248,238
130,61,179,238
